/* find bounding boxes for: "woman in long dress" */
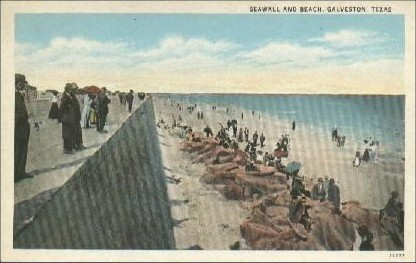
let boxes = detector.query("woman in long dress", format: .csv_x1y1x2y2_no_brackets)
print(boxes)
48,93,60,120
80,93,92,128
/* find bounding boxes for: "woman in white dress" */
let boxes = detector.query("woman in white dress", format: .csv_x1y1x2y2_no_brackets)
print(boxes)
80,93,92,128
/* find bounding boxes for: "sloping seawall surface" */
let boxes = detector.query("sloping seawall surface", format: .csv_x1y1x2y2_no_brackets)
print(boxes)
14,97,176,249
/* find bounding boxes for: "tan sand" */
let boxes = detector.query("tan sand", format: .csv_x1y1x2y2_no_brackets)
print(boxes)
153,94,405,249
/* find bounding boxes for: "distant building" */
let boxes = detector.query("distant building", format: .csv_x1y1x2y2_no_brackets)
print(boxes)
23,84,37,101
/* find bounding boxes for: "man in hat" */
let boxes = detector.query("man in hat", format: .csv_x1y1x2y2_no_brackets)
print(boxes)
126,89,134,113
290,175,306,199
15,74,33,182
96,87,111,132
311,177,326,202
327,178,341,213
60,83,84,153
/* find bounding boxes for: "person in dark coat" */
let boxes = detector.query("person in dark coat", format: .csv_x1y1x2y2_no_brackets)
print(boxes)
203,125,213,137
311,177,326,202
327,178,341,212
60,83,85,152
237,128,244,142
244,128,249,142
126,90,134,112
379,191,400,221
252,131,259,146
96,87,111,132
290,176,306,199
232,124,237,138
15,74,33,182
260,133,265,147
59,84,78,154
71,89,85,151
292,120,296,130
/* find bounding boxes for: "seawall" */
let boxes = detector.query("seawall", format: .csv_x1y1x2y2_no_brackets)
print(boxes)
14,97,176,249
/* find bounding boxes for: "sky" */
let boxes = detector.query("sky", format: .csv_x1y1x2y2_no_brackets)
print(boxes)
15,14,405,93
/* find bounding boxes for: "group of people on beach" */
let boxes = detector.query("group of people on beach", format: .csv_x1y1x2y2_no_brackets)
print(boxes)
331,126,381,168
331,127,346,148
161,98,404,249
353,138,380,167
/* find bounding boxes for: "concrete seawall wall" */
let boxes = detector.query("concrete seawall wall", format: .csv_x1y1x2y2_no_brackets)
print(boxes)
14,97,176,249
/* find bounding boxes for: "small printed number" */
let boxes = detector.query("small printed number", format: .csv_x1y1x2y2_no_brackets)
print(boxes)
389,253,405,258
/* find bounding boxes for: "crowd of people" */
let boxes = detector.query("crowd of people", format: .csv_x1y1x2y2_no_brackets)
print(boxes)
57,84,112,154
161,97,403,245
14,73,146,182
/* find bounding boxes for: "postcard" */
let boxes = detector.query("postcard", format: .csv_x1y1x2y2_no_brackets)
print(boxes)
1,1,415,262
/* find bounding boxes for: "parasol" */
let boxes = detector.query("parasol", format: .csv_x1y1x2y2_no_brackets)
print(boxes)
83,85,102,94
284,161,301,175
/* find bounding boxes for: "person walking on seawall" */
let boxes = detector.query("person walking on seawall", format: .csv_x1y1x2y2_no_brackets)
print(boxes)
292,120,296,131
59,83,78,154
97,87,111,133
15,74,33,182
126,90,134,113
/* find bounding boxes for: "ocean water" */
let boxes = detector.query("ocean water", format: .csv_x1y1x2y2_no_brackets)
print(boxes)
161,94,405,158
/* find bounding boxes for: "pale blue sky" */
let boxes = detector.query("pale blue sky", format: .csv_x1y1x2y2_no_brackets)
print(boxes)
16,14,404,57
14,14,405,92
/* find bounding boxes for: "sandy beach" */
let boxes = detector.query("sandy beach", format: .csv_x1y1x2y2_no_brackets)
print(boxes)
153,95,404,209
152,94,405,249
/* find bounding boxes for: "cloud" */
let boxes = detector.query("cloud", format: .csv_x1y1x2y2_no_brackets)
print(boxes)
309,29,388,47
15,35,403,93
16,37,133,71
235,42,335,68
133,36,238,63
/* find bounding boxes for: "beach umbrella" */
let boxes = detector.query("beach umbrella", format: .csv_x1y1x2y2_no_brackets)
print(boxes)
284,161,301,175
83,85,102,94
